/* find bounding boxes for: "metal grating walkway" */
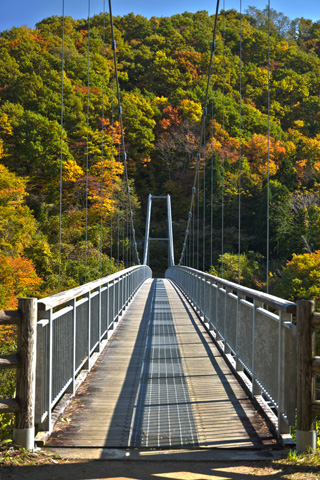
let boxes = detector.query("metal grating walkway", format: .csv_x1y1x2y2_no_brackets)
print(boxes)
130,280,198,447
46,278,277,449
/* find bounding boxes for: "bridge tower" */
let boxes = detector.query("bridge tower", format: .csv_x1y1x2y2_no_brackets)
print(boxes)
143,194,175,267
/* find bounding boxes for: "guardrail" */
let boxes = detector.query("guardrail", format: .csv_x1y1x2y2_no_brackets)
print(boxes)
0,265,151,449
166,266,298,445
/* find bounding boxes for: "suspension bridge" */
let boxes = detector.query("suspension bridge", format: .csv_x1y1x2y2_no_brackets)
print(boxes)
0,0,319,459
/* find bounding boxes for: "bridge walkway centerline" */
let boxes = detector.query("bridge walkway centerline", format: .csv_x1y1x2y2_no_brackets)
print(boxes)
46,278,278,449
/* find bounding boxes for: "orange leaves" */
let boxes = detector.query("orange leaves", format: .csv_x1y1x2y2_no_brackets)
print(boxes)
172,50,202,80
158,106,181,131
0,255,42,309
244,134,286,177
73,85,102,96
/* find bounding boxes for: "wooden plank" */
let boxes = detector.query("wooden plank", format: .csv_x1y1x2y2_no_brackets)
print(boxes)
0,310,21,325
312,356,320,374
0,398,20,413
312,400,320,416
15,298,37,432
0,353,20,369
296,301,316,432
312,312,320,328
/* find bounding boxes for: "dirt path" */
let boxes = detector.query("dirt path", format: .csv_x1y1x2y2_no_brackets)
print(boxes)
1,457,319,480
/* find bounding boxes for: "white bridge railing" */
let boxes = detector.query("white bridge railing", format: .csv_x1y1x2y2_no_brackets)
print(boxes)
166,265,297,443
36,265,152,437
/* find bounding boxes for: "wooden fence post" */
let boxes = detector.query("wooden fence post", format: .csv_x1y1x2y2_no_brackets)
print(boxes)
13,298,37,450
296,300,317,453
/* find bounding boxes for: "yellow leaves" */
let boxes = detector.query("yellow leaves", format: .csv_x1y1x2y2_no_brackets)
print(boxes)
0,113,13,160
294,120,305,129
0,113,13,137
179,99,202,123
154,96,169,110
90,158,124,185
63,159,84,182
0,164,28,204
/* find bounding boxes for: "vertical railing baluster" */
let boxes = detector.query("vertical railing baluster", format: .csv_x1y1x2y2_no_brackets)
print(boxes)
278,310,283,435
48,308,53,432
87,291,91,369
98,286,102,349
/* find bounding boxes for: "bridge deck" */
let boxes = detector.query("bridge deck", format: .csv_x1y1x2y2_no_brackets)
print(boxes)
47,278,277,449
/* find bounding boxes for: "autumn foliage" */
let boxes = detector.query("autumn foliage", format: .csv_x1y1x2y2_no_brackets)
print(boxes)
1,8,320,297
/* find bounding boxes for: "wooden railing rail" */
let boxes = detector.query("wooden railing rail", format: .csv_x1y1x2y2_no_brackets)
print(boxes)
296,300,319,452
0,298,37,450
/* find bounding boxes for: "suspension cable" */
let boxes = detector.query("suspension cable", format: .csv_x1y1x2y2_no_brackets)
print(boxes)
109,0,140,264
238,0,242,284
221,0,226,277
178,0,220,266
203,127,206,271
210,81,214,269
117,126,121,264
85,0,91,283
100,0,106,276
266,0,271,292
110,72,115,260
58,0,65,292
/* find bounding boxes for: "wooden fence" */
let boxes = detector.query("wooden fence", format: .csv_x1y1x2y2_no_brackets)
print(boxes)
0,298,37,450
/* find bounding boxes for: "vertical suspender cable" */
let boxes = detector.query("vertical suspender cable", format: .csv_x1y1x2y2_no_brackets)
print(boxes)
122,183,125,262
117,129,121,264
85,0,91,283
100,0,106,276
192,197,195,268
238,0,242,284
266,0,271,292
58,0,65,293
210,103,213,268
197,165,200,269
126,195,129,266
203,122,206,271
110,74,115,260
221,0,226,277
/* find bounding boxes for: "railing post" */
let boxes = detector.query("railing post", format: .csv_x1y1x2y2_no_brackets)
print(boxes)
14,298,37,450
296,300,317,453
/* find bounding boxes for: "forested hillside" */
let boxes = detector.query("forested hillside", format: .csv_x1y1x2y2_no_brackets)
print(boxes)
1,7,320,305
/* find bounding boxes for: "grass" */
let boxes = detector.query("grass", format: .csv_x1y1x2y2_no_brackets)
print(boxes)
0,440,66,467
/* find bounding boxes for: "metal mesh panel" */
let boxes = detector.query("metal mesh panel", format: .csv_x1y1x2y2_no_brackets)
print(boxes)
101,287,108,336
254,308,280,403
51,310,73,404
237,299,254,369
225,292,237,351
90,292,99,351
35,320,49,426
75,299,89,372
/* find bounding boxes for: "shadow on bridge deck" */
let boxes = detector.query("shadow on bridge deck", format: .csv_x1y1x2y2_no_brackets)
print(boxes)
46,278,278,451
